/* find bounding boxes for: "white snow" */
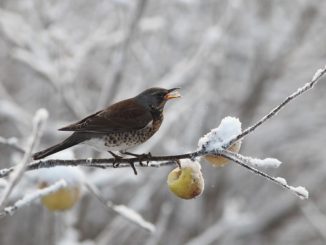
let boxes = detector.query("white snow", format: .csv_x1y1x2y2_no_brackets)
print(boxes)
33,108,49,124
113,205,155,233
37,166,84,187
198,116,242,152
3,180,67,216
32,148,84,186
312,68,325,81
249,157,282,168
180,159,203,186
289,186,309,200
275,177,287,185
275,177,309,199
180,159,202,171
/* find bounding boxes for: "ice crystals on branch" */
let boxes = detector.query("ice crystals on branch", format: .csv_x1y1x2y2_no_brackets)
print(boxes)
198,116,242,152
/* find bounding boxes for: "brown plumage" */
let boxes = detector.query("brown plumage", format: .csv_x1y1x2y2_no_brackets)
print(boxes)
33,87,180,160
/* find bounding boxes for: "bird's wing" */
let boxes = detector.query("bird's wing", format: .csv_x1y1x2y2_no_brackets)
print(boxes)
59,99,153,133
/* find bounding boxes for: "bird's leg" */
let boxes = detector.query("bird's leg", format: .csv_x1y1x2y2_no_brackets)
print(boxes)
108,151,123,168
129,162,138,175
109,151,138,175
121,151,152,166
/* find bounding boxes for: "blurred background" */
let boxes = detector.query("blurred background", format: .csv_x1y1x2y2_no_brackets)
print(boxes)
0,0,326,244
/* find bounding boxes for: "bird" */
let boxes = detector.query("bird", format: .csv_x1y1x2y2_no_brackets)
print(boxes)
33,87,181,171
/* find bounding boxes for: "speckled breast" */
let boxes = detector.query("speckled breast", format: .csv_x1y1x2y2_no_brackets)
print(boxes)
83,117,163,152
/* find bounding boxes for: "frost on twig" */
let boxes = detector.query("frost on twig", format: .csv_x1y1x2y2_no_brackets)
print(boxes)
85,181,155,233
0,180,67,218
0,109,48,209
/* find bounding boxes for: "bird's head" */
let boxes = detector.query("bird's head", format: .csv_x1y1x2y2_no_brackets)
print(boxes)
136,87,181,111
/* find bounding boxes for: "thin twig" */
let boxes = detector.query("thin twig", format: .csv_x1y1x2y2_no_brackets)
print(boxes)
223,65,326,149
221,150,308,199
0,109,48,209
85,181,155,232
0,180,67,218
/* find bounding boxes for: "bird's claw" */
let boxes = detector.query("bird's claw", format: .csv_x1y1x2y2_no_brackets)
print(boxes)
109,151,138,175
129,162,138,175
109,151,123,168
123,151,152,166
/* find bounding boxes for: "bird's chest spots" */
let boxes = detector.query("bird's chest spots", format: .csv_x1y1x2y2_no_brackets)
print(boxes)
84,118,162,152
105,119,162,146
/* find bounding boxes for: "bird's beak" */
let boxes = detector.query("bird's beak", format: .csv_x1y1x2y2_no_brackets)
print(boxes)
164,88,181,100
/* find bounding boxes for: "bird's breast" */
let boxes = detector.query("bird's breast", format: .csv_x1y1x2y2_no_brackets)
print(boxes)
83,117,163,152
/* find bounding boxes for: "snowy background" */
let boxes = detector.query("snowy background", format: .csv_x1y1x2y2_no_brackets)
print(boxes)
1,0,326,244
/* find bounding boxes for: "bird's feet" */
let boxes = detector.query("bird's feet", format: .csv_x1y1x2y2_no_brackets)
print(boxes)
109,151,138,175
108,151,123,168
121,151,152,166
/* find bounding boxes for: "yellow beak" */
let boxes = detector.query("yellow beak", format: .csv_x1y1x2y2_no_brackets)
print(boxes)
164,88,181,100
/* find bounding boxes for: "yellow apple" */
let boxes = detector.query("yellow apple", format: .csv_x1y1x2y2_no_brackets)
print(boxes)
167,160,204,199
36,166,83,212
39,182,80,211
204,141,242,167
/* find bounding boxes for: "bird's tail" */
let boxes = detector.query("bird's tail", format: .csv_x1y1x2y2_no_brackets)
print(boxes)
33,133,85,160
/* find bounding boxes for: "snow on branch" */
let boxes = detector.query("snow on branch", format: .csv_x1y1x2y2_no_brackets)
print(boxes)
0,179,67,218
0,66,325,200
226,151,282,169
0,108,48,209
85,181,155,233
221,150,308,199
